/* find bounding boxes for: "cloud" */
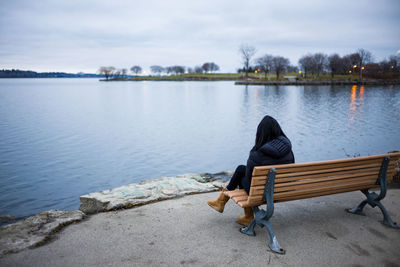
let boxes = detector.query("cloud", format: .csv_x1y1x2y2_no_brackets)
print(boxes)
1,0,399,73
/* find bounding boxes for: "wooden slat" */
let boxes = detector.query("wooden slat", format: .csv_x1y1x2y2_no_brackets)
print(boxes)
255,158,383,176
245,182,380,207
248,175,378,199
253,157,378,176
252,153,400,176
274,184,378,203
232,195,248,203
276,163,381,178
237,200,249,207
276,170,379,187
275,185,378,202
250,175,377,196
274,167,381,184
251,161,397,186
275,171,379,188
252,161,382,183
274,176,377,193
224,189,247,198
274,179,377,199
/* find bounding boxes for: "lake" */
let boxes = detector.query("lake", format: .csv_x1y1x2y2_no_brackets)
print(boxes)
0,79,399,218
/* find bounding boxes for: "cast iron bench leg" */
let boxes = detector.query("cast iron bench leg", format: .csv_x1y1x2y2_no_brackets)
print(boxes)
240,168,285,254
347,157,400,229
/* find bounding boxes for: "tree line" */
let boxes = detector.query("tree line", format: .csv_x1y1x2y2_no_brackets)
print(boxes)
98,62,220,80
98,47,400,81
0,69,103,78
239,44,400,80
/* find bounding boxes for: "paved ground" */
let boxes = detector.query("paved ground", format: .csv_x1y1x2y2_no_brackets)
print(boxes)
1,189,400,267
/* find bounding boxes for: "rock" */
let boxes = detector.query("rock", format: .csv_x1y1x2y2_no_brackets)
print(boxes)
0,216,18,227
211,180,229,189
0,210,85,256
79,174,223,214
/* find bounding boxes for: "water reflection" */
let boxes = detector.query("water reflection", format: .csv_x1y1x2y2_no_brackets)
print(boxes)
348,85,365,122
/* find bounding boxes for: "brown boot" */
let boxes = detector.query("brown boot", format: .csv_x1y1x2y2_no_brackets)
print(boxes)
237,207,254,226
207,189,229,213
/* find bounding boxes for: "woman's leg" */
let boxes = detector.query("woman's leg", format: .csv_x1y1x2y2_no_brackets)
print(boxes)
207,165,246,213
226,165,246,191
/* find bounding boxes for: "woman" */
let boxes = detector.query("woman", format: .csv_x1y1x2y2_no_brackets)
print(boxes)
207,115,295,226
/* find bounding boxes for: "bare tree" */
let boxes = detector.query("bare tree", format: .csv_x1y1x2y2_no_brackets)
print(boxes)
114,69,122,78
341,55,353,74
194,66,203,74
272,56,290,79
312,53,328,77
298,53,327,78
98,66,116,80
165,66,185,75
239,44,256,78
209,62,220,73
173,66,185,74
328,54,342,78
357,48,372,79
150,65,164,75
378,54,399,73
165,66,174,75
298,54,314,78
130,66,142,75
388,54,400,72
201,63,210,73
349,53,361,67
200,62,219,73
256,54,274,79
286,65,299,73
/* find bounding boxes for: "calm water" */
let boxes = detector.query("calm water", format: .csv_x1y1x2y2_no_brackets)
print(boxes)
0,79,399,218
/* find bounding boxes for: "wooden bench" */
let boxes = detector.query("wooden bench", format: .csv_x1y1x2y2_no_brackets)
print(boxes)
223,152,400,254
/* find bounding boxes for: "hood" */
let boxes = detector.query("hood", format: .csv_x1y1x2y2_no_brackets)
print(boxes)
258,136,292,158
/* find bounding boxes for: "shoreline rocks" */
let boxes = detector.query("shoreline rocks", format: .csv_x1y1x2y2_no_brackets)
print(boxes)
0,210,85,256
79,172,229,214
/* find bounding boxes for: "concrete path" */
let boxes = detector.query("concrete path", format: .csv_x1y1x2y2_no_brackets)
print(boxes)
1,190,400,267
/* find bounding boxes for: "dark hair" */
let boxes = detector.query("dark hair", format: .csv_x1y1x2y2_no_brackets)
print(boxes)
251,115,287,152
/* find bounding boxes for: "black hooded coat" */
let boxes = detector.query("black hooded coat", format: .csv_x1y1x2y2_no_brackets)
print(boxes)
242,135,294,193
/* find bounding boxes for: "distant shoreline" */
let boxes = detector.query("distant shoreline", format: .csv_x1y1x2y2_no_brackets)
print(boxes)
0,69,103,79
104,76,400,86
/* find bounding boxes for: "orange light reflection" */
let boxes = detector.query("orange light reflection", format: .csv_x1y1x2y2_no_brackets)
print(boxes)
348,85,365,123
350,85,357,112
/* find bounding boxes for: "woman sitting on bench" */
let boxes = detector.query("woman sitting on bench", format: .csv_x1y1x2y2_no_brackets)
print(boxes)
207,115,295,226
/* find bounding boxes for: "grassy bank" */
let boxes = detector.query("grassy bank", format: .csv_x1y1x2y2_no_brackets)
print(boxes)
110,73,241,81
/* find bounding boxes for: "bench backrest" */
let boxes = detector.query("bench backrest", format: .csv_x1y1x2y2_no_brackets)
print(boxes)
246,153,400,207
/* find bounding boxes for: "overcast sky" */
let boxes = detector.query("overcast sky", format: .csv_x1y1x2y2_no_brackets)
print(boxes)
1,0,399,73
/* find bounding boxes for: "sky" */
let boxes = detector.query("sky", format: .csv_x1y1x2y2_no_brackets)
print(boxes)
1,0,400,74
